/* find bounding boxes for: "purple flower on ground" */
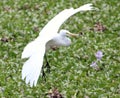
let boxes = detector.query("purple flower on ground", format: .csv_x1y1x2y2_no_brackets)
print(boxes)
90,62,97,68
95,50,103,60
90,61,100,70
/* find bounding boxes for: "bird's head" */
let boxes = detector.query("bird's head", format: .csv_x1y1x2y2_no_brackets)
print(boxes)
59,29,79,37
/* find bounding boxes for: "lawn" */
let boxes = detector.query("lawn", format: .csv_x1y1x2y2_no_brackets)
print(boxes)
0,0,120,98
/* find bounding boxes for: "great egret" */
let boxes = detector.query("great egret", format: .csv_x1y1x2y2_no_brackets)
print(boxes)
21,3,94,87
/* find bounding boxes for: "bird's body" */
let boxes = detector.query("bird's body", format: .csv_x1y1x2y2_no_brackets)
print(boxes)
46,30,72,51
21,3,94,87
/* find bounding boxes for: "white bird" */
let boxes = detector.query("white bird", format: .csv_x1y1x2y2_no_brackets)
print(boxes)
21,3,94,87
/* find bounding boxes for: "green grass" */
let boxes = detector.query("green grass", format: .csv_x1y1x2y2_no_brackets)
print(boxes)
0,0,120,97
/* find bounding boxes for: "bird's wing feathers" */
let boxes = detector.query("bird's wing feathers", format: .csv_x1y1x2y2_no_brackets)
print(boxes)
22,40,45,87
39,3,93,42
21,3,94,87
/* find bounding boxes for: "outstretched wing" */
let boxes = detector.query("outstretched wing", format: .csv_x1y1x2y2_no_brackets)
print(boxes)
21,3,94,87
39,3,94,42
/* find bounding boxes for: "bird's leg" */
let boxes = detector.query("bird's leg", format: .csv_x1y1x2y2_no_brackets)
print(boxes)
41,54,51,80
45,54,51,73
41,65,46,81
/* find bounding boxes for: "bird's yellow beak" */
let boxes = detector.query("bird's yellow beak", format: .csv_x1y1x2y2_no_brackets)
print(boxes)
66,32,79,37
